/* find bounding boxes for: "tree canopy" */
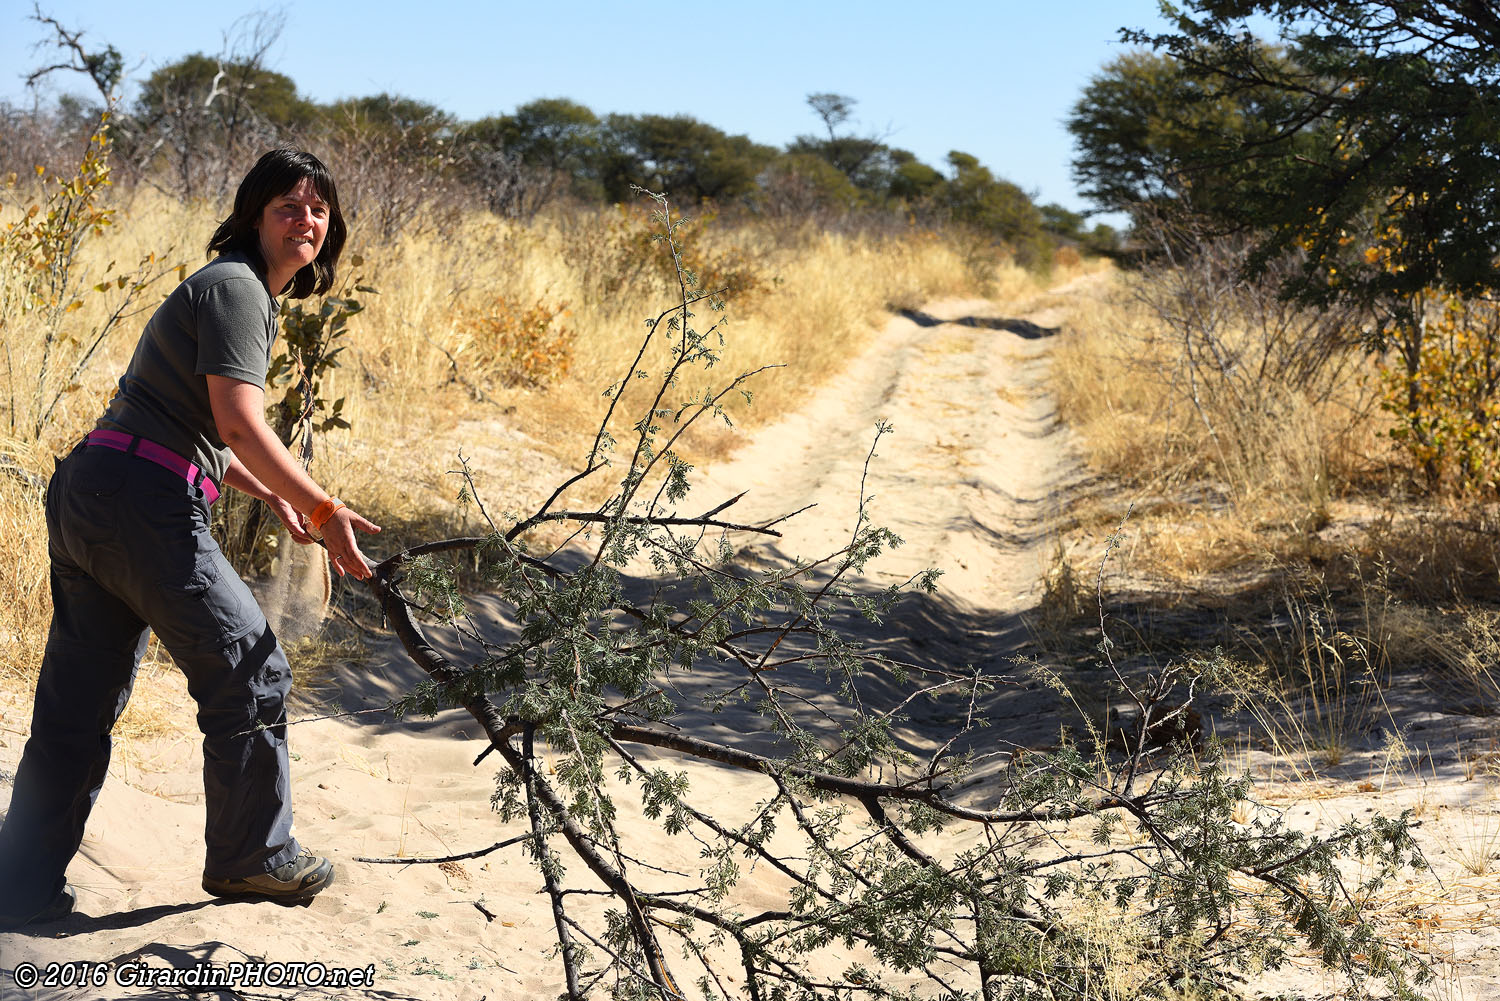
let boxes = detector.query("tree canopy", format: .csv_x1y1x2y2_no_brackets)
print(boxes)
466,98,600,175
1111,3,1500,312
324,92,453,137
600,113,777,203
943,151,1048,262
135,53,315,131
1066,47,1311,222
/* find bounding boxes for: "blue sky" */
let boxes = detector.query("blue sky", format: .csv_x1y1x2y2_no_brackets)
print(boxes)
4,1,1177,218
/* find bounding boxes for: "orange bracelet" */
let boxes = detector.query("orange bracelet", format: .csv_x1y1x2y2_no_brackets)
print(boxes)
308,497,345,531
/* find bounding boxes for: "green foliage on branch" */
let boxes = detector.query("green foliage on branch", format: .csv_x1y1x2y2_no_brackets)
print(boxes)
368,196,1434,1001
267,259,375,461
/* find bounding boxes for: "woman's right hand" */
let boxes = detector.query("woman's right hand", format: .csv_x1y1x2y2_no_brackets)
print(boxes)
321,505,381,580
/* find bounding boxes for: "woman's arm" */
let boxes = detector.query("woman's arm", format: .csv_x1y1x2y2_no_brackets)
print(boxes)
222,455,315,545
208,374,380,579
221,454,272,500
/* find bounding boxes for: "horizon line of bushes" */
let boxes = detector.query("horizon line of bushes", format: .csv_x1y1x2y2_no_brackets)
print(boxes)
4,15,1119,266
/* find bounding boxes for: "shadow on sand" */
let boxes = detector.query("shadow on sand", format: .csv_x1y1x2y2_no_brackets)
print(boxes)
295,545,1104,818
297,519,1500,801
899,308,1060,339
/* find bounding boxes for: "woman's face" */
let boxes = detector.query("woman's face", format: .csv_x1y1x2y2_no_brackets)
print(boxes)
255,177,329,290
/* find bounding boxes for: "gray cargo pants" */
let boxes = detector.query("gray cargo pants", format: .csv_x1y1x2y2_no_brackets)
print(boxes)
0,443,300,917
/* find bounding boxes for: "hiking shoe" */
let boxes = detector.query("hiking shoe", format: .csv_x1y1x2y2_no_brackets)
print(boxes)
0,885,76,931
203,851,333,903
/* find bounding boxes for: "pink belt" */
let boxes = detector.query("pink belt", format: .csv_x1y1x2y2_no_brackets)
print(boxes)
82,429,221,504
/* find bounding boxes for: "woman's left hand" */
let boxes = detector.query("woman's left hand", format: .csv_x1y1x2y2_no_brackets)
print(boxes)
268,495,315,544
321,505,381,581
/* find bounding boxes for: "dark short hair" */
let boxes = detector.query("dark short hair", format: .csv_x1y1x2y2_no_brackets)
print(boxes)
207,147,346,299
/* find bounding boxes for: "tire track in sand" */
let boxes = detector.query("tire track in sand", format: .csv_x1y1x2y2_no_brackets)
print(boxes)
692,287,1092,680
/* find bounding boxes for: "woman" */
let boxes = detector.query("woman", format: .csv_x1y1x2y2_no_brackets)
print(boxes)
0,148,379,928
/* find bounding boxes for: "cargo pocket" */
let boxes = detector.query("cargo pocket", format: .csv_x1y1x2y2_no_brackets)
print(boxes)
156,551,257,651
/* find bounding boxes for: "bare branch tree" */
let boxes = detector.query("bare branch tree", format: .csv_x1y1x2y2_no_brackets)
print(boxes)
130,10,289,200
24,2,123,103
461,145,560,222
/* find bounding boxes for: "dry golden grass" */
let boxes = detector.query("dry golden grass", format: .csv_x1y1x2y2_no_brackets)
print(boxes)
1048,268,1400,585
0,184,1003,728
306,204,993,541
0,474,49,688
1057,273,1343,509
1040,262,1500,790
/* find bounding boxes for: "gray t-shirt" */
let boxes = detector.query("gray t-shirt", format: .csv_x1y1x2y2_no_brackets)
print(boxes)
97,250,279,487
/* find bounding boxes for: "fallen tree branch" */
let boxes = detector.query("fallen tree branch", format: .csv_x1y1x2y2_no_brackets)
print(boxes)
352,833,530,865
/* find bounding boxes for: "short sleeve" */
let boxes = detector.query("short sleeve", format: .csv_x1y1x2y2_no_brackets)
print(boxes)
194,276,275,385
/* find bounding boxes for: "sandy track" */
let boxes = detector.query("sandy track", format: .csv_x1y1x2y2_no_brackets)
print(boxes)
703,298,1079,588
695,295,1085,632
0,283,1105,1000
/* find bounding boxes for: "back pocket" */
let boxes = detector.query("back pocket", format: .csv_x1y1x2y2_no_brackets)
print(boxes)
67,448,130,498
50,449,129,548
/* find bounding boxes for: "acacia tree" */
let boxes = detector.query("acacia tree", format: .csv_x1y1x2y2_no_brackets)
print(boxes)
1122,2,1500,318
353,194,1432,1000
600,114,777,203
786,93,898,200
1065,47,1316,226
465,98,608,201
1110,4,1500,492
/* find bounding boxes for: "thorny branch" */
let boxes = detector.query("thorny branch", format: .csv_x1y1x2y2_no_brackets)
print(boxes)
353,194,1431,1000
